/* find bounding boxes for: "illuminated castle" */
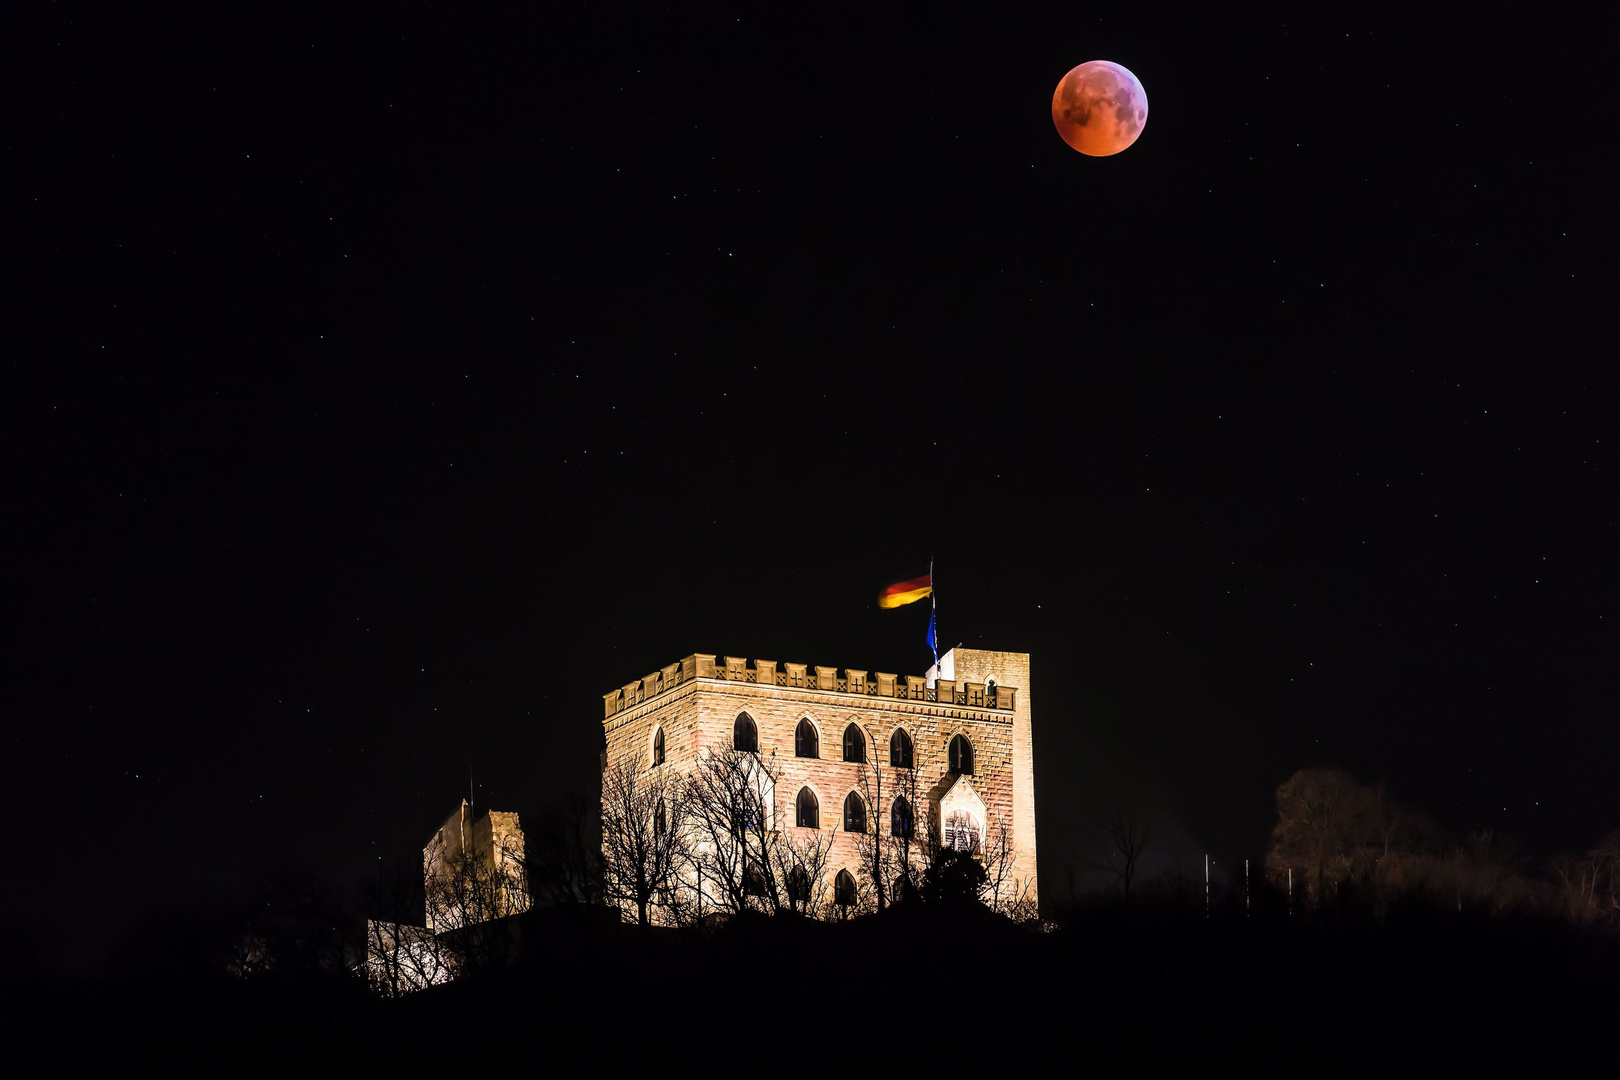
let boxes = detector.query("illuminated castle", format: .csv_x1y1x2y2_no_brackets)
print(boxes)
600,646,1038,916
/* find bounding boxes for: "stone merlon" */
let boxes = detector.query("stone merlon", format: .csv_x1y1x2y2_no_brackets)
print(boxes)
602,654,1019,719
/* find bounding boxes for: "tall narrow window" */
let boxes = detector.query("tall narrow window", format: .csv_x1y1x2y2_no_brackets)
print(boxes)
890,728,913,769
944,810,980,854
654,800,667,837
795,718,819,758
843,723,866,764
787,866,810,903
835,870,857,907
651,726,665,766
844,791,866,833
891,796,913,838
948,733,974,775
734,713,758,753
796,786,819,829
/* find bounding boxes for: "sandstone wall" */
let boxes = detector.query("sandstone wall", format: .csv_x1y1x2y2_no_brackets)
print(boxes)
688,683,1014,886
940,648,1038,905
599,653,1037,912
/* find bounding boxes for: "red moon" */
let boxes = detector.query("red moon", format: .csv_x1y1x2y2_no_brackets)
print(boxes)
1051,60,1149,157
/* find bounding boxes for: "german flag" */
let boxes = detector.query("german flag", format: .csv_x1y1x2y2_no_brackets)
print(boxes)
878,573,932,609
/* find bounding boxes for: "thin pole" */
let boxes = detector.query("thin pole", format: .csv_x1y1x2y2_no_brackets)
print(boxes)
930,557,939,675
1288,867,1293,918
1245,858,1251,917
1205,854,1210,919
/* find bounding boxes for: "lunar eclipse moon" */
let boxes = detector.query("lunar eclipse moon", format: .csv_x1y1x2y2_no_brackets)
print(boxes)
1051,60,1149,156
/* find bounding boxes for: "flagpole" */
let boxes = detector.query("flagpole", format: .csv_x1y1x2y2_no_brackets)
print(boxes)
930,557,939,675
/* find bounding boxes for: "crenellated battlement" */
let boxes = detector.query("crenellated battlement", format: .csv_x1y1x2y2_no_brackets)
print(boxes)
602,653,1018,719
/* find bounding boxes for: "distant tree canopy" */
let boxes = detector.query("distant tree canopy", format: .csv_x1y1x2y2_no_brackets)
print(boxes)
1550,829,1620,930
1267,768,1443,911
1267,767,1618,931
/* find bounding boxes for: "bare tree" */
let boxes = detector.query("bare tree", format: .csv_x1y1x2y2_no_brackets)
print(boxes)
600,756,686,927
675,741,764,916
362,916,451,997
848,756,1031,919
421,825,531,974
850,757,921,914
1082,787,1159,906
976,810,1034,918
913,801,1029,916
677,740,837,919
770,815,840,916
360,852,452,997
1549,828,1620,931
1267,768,1444,914
527,791,602,907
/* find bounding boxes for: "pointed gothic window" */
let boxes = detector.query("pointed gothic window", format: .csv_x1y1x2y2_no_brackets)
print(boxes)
890,728,913,769
654,800,667,837
796,786,819,829
844,791,866,833
948,733,974,775
787,865,810,903
835,869,857,907
795,718,819,758
651,726,665,766
843,723,866,764
734,712,758,753
891,795,913,838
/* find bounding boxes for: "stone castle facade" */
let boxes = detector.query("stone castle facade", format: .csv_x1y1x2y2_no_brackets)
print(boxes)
601,646,1038,913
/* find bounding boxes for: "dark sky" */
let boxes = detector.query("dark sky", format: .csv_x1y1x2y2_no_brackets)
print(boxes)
7,4,1616,969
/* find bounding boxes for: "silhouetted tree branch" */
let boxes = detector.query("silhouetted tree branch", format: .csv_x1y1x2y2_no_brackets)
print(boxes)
600,756,685,927
1082,786,1159,906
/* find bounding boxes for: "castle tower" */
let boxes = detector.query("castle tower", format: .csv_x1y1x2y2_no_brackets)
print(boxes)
600,648,1038,917
934,648,1038,895
422,800,529,932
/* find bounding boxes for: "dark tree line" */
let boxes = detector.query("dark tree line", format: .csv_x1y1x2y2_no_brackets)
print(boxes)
216,759,1620,1003
1267,767,1619,930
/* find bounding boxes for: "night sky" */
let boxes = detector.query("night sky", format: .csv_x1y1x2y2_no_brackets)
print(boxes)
8,4,1616,970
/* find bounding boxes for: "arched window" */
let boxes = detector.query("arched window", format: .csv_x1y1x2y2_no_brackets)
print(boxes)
944,810,981,854
733,712,758,753
795,718,819,758
744,864,767,897
654,800,667,837
651,726,665,766
787,865,810,903
843,723,866,763
891,796,913,838
890,728,913,769
844,791,866,833
834,869,857,907
948,733,974,775
796,787,819,829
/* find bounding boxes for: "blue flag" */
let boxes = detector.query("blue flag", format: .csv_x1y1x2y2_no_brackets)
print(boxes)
926,605,937,657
